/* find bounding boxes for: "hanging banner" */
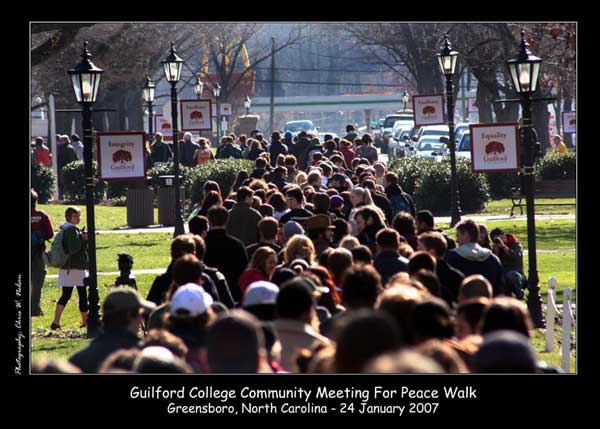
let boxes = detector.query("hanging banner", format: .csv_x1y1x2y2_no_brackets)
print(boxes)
562,111,576,134
412,94,446,127
180,99,213,131
154,114,173,140
220,103,232,116
96,131,147,181
469,123,520,173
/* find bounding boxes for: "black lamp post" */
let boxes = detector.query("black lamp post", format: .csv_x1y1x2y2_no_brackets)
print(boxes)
244,95,252,115
213,83,221,143
194,77,204,100
402,90,409,111
437,34,461,227
162,42,185,237
142,73,155,142
68,41,103,338
507,31,544,328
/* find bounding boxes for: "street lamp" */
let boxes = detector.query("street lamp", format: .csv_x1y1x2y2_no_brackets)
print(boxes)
402,90,409,111
68,41,104,338
213,83,222,143
507,30,544,328
244,95,252,115
437,34,461,227
142,73,155,143
162,42,185,237
194,77,204,100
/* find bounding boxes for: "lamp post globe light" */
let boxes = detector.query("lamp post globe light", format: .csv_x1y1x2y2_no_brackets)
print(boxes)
162,42,186,237
142,73,155,141
68,41,103,338
213,83,222,143
507,31,544,328
437,34,461,228
244,95,252,115
194,77,204,100
402,90,409,111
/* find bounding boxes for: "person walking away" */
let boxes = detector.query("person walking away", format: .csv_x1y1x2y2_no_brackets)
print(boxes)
31,189,54,316
447,220,505,296
149,132,173,166
57,135,78,199
383,172,416,217
32,137,52,167
194,138,214,165
269,132,288,167
179,132,200,167
226,186,263,246
70,134,84,161
51,206,89,330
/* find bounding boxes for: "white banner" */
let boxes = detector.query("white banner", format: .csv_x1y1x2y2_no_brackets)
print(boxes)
180,99,213,131
470,123,520,173
96,132,147,180
154,114,173,139
562,111,576,134
412,94,446,127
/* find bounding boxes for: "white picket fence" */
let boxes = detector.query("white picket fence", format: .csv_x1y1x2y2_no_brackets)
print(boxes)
545,277,576,372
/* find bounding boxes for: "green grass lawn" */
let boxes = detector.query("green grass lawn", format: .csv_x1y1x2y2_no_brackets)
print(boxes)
468,198,576,216
40,204,159,231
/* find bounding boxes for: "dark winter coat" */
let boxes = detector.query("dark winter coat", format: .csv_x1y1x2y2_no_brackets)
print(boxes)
69,328,142,373
204,229,249,304
226,202,263,246
374,250,409,285
447,243,505,296
357,223,385,254
179,140,200,167
269,140,288,166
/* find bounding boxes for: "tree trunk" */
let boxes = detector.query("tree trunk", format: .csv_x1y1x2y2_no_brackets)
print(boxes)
533,101,551,154
476,84,494,123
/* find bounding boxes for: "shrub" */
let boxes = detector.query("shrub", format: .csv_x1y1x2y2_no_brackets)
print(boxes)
538,153,576,180
190,159,254,205
31,162,55,204
414,158,489,215
60,161,107,203
388,156,436,196
485,172,520,199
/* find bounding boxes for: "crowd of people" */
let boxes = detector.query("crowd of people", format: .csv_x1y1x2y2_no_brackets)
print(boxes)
32,125,559,374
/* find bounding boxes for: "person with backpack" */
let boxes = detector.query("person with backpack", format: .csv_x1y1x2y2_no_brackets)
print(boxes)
383,171,416,217
50,206,89,330
31,189,54,316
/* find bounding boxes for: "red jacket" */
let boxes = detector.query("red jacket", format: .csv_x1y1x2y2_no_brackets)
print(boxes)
31,208,54,251
339,146,356,169
238,269,268,299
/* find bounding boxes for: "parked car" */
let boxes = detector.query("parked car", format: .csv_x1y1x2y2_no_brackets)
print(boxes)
415,137,447,161
415,124,450,142
381,112,414,139
284,120,319,136
454,123,470,143
456,132,472,159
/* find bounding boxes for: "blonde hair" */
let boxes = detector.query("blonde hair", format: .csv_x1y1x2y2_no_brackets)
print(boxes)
296,171,308,185
351,187,373,206
284,235,316,265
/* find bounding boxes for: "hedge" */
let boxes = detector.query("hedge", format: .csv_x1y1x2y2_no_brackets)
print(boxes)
146,162,196,202
190,159,254,206
388,156,435,196
538,153,576,180
485,172,520,199
413,158,490,215
31,162,55,204
59,161,107,203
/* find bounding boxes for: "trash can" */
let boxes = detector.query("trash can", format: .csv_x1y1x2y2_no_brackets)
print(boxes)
126,187,154,227
158,175,185,227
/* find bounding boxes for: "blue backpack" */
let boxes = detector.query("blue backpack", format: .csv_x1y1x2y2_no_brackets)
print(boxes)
389,193,412,216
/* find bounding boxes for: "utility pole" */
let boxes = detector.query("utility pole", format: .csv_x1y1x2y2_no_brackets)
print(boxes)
270,37,275,135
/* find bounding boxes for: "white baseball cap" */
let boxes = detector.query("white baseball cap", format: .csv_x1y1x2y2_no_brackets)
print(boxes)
243,281,279,308
171,283,213,317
